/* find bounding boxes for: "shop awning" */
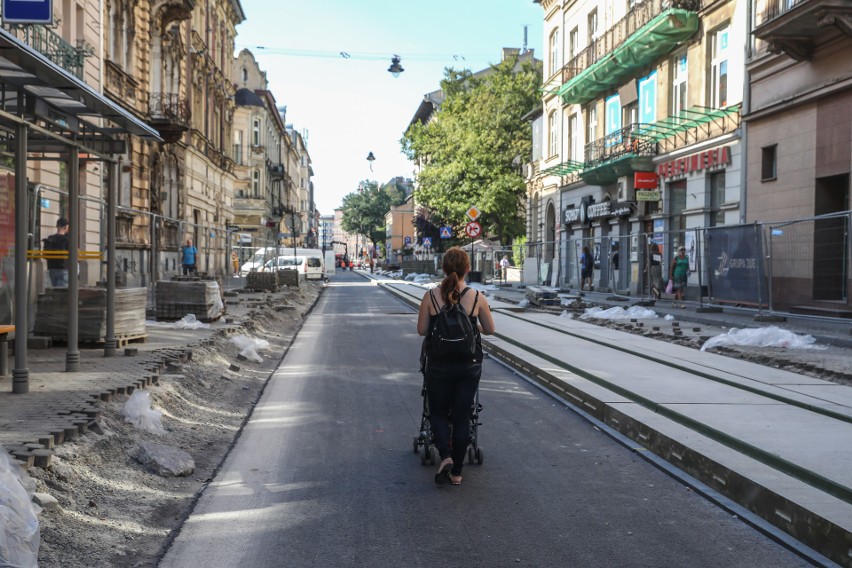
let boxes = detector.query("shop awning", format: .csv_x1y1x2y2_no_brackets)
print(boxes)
558,9,699,105
0,27,162,149
541,160,585,176
634,104,742,142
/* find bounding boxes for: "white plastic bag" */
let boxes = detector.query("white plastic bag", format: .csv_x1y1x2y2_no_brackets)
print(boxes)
0,450,40,568
700,326,825,352
122,391,167,435
229,334,271,363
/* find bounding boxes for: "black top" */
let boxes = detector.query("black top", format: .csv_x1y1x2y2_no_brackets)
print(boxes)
43,233,68,270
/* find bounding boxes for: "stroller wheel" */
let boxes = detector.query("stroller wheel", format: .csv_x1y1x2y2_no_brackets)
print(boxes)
467,445,475,465
420,446,430,465
412,437,419,454
475,447,484,465
429,446,439,465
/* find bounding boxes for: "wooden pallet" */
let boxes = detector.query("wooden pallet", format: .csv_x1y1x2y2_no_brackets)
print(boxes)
52,334,148,348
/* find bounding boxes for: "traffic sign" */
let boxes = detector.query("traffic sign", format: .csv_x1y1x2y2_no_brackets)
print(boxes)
404,236,411,245
465,206,481,221
464,221,482,238
2,0,53,24
439,226,452,239
422,237,432,247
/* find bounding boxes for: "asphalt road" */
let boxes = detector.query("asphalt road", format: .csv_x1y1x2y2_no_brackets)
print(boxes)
159,271,812,568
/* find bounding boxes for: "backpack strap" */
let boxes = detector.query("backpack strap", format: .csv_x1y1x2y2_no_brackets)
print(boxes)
428,288,440,313
469,290,480,317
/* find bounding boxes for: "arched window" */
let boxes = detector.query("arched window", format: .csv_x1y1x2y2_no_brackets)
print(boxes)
252,119,260,146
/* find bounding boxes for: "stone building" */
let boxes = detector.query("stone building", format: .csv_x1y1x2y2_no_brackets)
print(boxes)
531,0,744,294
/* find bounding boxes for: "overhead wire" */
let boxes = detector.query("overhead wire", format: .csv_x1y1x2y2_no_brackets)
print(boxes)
237,44,487,63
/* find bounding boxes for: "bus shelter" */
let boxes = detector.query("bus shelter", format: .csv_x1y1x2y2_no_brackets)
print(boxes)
0,28,161,394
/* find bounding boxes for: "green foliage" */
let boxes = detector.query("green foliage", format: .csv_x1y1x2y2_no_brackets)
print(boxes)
401,55,541,246
512,235,527,268
340,180,407,252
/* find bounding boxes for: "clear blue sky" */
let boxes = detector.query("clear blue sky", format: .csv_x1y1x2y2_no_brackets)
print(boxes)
235,1,543,215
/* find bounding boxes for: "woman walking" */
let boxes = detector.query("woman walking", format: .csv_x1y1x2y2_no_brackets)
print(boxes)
670,246,689,308
417,247,495,486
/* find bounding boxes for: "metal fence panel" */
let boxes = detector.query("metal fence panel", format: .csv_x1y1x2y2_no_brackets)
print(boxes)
703,224,766,307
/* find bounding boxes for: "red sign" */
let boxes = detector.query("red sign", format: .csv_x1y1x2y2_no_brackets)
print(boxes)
634,171,658,189
464,222,481,238
658,146,731,179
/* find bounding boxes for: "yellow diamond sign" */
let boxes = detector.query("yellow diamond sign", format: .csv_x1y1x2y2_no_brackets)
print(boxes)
465,206,481,221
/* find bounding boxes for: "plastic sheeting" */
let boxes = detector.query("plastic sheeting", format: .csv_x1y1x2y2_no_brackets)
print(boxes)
122,391,167,435
700,326,826,352
580,305,659,321
230,334,271,363
0,451,39,567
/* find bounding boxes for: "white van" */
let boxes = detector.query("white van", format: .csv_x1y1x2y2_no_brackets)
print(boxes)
240,247,277,276
261,256,306,273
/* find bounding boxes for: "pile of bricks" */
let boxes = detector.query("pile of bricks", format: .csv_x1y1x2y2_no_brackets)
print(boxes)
34,287,147,341
155,280,224,322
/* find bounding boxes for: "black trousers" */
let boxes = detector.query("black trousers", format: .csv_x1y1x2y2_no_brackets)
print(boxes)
425,360,481,475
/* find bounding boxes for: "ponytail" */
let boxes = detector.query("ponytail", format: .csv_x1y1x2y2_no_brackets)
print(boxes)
440,272,461,305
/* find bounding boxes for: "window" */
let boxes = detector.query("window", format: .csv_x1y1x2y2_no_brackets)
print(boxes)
548,111,559,157
710,171,726,226
588,10,599,62
761,145,777,181
252,170,260,196
586,105,597,146
568,114,579,162
672,53,688,116
549,29,560,76
569,27,579,61
252,119,260,146
711,27,729,109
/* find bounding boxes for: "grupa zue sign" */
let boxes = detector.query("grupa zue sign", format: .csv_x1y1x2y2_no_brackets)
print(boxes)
2,0,53,24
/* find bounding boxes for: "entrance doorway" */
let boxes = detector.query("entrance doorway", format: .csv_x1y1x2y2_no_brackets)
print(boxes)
813,174,849,301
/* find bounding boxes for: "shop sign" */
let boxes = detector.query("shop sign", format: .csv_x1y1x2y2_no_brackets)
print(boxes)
587,200,635,221
563,198,589,225
658,146,731,179
2,0,53,24
634,171,658,189
636,190,661,201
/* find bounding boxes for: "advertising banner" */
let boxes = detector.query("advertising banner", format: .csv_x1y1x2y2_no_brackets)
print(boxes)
704,225,767,305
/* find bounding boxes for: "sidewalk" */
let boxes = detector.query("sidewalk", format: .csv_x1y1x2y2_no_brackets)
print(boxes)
0,289,257,467
370,273,852,567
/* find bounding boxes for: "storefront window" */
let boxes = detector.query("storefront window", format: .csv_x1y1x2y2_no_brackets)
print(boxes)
669,180,687,246
710,171,725,226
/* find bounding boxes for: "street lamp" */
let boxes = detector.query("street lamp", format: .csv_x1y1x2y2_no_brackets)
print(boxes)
366,151,375,171
387,55,404,77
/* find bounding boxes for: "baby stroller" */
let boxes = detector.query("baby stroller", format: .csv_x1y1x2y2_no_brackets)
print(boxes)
412,344,484,466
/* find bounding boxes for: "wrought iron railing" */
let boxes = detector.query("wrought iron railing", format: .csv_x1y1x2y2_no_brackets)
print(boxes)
561,0,702,85
148,93,190,125
3,24,90,80
584,123,656,167
755,0,807,27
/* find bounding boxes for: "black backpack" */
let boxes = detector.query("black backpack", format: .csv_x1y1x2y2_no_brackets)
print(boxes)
427,288,479,362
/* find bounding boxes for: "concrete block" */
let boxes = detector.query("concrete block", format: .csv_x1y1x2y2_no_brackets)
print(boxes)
72,420,88,434
99,391,112,402
33,492,59,511
63,426,78,441
49,429,65,445
14,452,34,468
32,449,52,468
116,386,126,395
229,363,240,372
124,347,139,356
126,385,135,395
27,336,52,349
38,435,55,449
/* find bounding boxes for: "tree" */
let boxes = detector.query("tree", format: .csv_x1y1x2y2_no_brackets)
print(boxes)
340,180,406,258
401,55,541,246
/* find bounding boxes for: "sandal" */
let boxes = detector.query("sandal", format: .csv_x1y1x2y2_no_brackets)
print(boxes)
450,474,462,486
434,458,453,485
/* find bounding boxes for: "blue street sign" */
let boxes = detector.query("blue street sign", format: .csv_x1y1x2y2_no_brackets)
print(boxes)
439,226,452,239
2,0,53,24
404,236,411,245
422,237,432,247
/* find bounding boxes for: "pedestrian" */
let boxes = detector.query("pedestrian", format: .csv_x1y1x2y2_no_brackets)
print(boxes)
182,238,198,275
43,217,70,288
580,245,593,291
417,247,495,486
670,245,689,308
649,243,663,300
499,255,509,284
231,251,240,276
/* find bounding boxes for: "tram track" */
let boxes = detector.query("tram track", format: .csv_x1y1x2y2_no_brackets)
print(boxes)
377,279,852,567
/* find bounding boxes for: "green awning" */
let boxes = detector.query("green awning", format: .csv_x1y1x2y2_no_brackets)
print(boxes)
634,104,742,142
558,9,699,105
542,160,585,176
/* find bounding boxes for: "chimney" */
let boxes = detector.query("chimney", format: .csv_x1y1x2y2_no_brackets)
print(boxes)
502,47,521,61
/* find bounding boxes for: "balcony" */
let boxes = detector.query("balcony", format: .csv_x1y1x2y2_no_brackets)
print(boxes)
3,24,90,80
753,0,852,61
558,0,700,105
581,124,657,185
148,93,190,143
268,163,285,179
